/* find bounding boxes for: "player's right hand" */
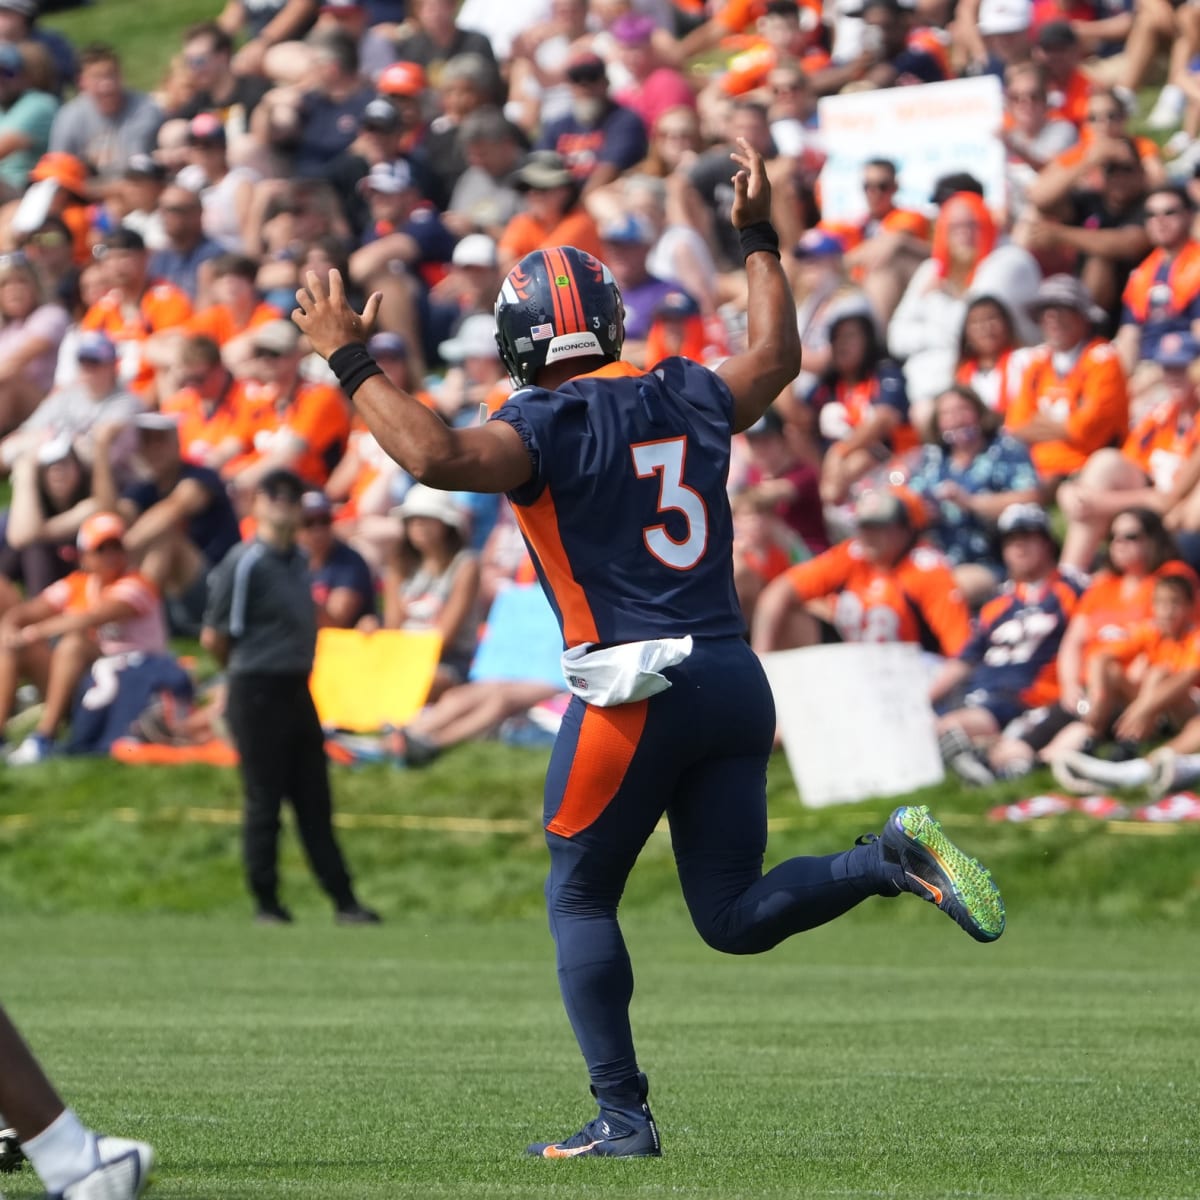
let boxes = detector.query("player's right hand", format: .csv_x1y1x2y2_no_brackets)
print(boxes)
729,137,772,230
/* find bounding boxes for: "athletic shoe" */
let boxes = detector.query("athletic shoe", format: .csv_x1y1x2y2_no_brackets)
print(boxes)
1145,83,1185,131
254,904,294,925
879,805,1006,943
6,733,51,766
334,903,382,926
528,1074,661,1159
0,1126,24,1173
54,1136,154,1200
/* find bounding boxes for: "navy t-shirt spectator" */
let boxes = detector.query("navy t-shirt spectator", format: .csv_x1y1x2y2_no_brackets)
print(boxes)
537,101,648,187
122,463,241,566
309,539,376,626
293,83,375,178
147,236,225,302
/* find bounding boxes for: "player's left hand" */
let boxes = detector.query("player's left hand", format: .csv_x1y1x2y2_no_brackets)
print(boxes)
729,137,772,229
292,270,382,359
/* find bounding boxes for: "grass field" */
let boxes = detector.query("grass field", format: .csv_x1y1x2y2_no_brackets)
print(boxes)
1,912,1198,1199
1,749,1200,1197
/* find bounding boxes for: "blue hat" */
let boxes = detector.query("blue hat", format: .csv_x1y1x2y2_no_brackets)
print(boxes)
368,331,409,358
1155,332,1198,369
599,214,655,245
0,43,22,75
792,229,844,259
76,331,117,364
653,290,700,320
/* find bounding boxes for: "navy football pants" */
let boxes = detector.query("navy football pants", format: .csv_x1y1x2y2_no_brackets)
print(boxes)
542,636,887,1092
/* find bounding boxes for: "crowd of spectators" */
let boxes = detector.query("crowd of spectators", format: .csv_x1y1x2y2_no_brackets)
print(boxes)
3,0,1200,790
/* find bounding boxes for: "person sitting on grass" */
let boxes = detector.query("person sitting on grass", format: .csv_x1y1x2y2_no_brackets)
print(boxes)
1051,565,1200,792
931,502,1083,786
0,510,166,765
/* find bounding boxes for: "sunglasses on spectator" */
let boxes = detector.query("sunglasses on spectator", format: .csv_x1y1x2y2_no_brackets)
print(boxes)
160,204,201,214
863,180,894,192
252,347,284,359
23,230,67,248
1103,161,1138,175
92,539,124,553
1086,109,1122,123
1006,89,1041,102
179,372,210,388
184,53,212,68
1147,206,1186,218
302,515,332,528
1111,529,1146,542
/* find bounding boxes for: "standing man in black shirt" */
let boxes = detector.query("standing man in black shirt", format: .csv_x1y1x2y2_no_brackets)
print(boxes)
201,467,380,925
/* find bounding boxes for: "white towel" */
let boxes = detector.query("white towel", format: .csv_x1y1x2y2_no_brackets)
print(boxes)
560,637,694,707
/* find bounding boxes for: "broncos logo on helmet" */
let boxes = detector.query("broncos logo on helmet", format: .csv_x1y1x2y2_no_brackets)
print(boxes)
494,246,625,387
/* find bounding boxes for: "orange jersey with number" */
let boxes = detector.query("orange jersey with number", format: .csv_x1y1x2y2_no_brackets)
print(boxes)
1006,340,1129,477
1122,398,1200,492
781,539,970,655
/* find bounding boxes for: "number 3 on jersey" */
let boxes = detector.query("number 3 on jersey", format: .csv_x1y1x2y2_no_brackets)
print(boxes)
631,436,709,570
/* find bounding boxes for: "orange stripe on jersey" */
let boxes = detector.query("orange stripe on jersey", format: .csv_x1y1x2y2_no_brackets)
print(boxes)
547,700,648,837
512,487,600,647
539,250,568,333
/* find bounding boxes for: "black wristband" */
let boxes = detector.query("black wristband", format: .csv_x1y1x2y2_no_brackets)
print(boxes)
329,342,383,399
738,221,781,262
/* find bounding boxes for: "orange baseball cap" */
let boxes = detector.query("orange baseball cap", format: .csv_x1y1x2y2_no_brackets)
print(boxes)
30,152,89,197
377,61,426,96
77,511,127,552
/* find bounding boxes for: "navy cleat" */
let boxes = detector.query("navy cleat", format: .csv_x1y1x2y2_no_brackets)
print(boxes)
879,804,1006,943
528,1074,661,1159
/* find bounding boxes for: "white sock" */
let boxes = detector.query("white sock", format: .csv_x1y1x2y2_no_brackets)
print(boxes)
21,1109,98,1193
1172,753,1200,785
1107,759,1152,786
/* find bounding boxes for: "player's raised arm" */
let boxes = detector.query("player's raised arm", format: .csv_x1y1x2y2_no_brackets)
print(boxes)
292,270,533,494
715,138,802,434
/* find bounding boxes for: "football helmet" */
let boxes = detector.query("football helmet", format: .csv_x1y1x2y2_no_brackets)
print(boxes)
494,246,625,387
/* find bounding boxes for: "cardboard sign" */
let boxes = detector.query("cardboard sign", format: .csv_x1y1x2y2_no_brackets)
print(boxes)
817,76,1006,224
761,642,945,807
468,583,564,688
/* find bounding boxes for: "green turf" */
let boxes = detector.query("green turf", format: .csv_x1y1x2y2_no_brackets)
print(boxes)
1,911,1198,1199
41,0,218,94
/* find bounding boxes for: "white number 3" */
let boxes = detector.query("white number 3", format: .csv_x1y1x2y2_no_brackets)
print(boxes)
631,437,709,570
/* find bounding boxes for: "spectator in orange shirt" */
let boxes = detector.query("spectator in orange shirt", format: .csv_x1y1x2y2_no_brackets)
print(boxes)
222,320,351,497
822,158,931,324
161,334,273,471
81,227,192,394
1031,21,1090,128
496,150,604,273
751,487,970,656
1061,565,1200,758
187,253,281,370
1057,333,1200,570
1005,274,1129,493
0,510,166,764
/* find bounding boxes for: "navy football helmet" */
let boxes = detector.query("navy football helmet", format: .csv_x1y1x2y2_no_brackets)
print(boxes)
494,246,625,387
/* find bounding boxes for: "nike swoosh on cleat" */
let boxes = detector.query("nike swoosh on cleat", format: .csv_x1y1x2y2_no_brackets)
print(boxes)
907,871,943,904
543,1141,600,1158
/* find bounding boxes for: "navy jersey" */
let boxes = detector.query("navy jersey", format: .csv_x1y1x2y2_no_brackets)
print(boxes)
959,572,1082,708
493,357,744,647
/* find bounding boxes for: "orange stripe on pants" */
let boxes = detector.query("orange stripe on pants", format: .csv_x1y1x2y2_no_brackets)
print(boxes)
546,700,648,838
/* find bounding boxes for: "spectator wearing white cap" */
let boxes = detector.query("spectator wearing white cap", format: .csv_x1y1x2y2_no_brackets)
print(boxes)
91,411,242,636
428,232,501,348
1,434,93,598
347,156,455,378
434,311,510,424
952,0,1032,78
0,331,141,476
380,481,482,700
